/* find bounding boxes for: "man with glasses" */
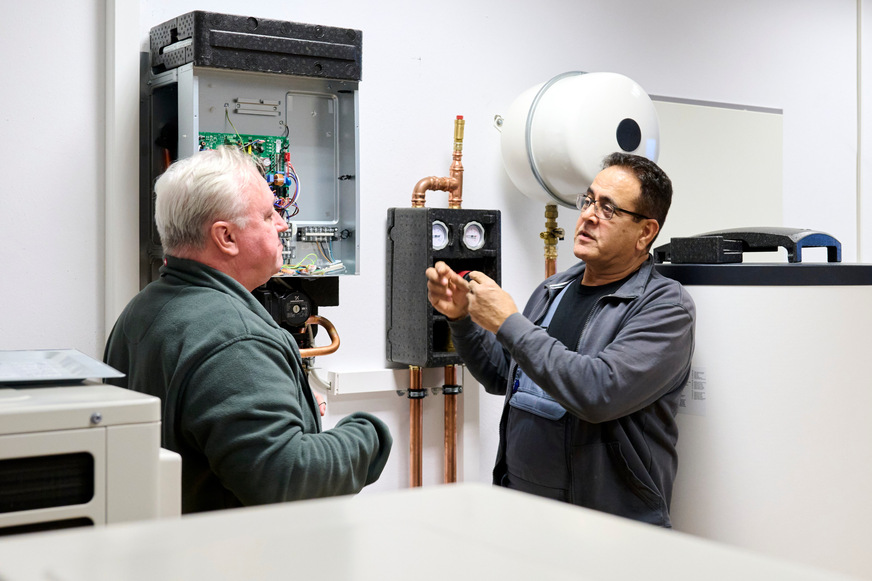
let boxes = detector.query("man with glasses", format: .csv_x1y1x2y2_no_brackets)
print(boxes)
426,152,695,527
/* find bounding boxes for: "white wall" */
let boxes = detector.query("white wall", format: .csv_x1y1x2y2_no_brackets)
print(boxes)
1,0,868,552
0,1,106,355
862,1,872,259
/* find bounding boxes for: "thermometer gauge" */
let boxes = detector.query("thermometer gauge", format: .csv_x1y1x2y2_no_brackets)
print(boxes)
462,221,486,250
432,220,449,250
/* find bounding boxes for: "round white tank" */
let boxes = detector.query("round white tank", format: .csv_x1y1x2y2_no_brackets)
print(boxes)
499,72,660,207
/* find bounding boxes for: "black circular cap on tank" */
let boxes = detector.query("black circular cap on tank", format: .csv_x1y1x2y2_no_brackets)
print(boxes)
616,118,642,152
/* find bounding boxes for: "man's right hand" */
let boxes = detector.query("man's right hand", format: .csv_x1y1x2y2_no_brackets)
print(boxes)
426,261,470,320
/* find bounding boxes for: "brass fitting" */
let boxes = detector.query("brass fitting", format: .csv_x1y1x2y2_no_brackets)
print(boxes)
540,204,564,277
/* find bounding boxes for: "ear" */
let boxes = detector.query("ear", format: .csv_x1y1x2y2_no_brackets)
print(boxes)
637,219,660,252
210,221,240,257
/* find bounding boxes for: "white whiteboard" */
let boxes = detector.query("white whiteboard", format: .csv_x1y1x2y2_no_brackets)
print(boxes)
652,98,784,262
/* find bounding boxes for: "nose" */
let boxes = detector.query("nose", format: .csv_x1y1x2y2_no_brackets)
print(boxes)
274,211,289,232
580,202,599,221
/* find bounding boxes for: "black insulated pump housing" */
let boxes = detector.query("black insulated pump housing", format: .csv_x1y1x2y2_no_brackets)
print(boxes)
386,208,501,368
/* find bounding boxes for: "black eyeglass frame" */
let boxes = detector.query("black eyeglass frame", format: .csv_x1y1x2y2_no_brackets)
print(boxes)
575,193,652,222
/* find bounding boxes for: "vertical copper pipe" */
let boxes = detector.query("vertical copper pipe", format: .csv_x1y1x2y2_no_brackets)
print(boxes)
443,365,458,483
447,116,465,209
545,259,557,279
409,366,423,488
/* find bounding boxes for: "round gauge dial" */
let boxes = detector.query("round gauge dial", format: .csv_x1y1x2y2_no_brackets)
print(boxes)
462,221,486,251
432,220,449,250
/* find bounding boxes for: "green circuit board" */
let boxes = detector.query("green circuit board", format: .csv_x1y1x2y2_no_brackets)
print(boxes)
198,131,298,219
198,131,289,172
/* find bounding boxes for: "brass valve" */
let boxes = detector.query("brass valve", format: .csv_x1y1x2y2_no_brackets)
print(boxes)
540,204,564,261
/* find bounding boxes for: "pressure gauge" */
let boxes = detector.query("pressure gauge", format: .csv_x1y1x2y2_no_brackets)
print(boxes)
432,220,449,250
462,221,486,250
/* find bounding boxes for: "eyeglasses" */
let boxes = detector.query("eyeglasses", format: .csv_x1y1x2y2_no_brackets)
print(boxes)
575,194,652,221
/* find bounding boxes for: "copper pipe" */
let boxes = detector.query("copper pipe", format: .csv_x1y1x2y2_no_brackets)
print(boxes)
409,366,424,488
540,204,564,278
448,116,465,209
407,117,466,488
443,365,458,483
411,176,460,208
298,315,341,358
545,259,557,278
410,116,465,209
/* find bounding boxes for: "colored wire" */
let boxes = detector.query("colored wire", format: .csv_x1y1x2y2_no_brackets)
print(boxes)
286,162,301,203
315,242,331,263
285,253,317,269
224,109,243,145
280,253,319,275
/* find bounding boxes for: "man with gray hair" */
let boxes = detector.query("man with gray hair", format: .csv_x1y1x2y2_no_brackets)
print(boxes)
105,146,392,513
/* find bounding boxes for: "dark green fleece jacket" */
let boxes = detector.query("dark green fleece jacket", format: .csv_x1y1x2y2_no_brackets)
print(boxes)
104,256,391,513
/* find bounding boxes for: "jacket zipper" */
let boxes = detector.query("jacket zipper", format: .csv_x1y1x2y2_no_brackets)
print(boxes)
507,281,570,394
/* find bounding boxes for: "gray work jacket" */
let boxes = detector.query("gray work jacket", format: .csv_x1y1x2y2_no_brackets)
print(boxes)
450,257,695,526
